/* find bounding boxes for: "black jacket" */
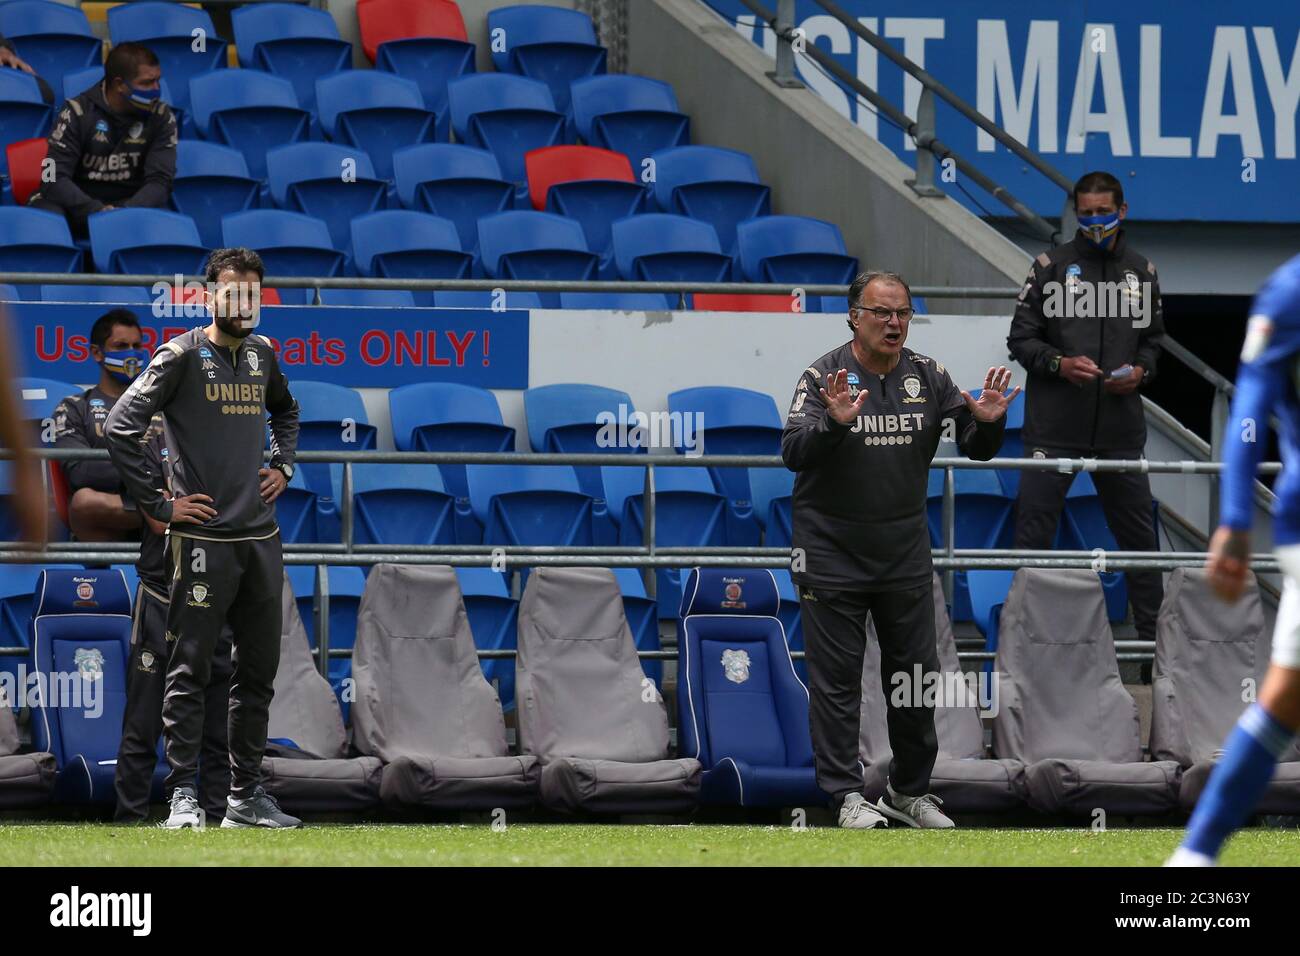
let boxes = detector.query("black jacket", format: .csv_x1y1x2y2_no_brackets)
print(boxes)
1006,230,1166,452
105,328,299,540
33,81,177,212
782,343,1004,591
53,386,123,494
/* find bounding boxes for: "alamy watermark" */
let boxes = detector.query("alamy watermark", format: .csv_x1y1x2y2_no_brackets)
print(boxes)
889,664,1000,718
595,404,705,455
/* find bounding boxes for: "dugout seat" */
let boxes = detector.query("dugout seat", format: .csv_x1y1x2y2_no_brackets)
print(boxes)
517,567,700,813
678,567,822,808
29,568,164,804
1150,568,1300,812
465,463,593,549
859,573,1027,811
351,462,456,547
990,569,1181,815
612,568,661,690
456,567,518,710
262,573,383,812
352,564,540,810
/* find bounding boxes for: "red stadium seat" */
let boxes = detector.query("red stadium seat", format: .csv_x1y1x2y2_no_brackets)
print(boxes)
6,137,46,207
692,293,802,313
356,0,467,63
525,144,634,211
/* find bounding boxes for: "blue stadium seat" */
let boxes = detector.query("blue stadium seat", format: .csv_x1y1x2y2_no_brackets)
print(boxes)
612,567,661,688
736,215,858,285
0,563,75,709
524,382,640,543
769,568,805,681
171,141,261,250
367,0,475,119
0,207,79,273
603,463,727,617
610,214,730,282
284,565,317,642
526,144,647,274
558,291,673,310
221,210,345,304
351,462,455,546
1059,471,1129,623
0,2,100,108
316,70,441,180
106,2,227,114
88,209,207,275
0,70,51,170
275,467,322,544
447,73,566,201
266,142,387,255
476,211,597,301
290,380,376,515
318,288,416,307
391,143,514,258
231,2,351,112
677,567,821,807
350,210,471,280
455,566,518,709
650,145,771,253
29,568,163,803
465,464,592,547
189,69,310,180
926,468,1013,622
749,465,794,546
318,566,365,717
39,284,150,304
571,75,689,170
432,290,543,310
14,376,77,434
0,284,20,301
967,568,1017,665
388,382,515,544
668,386,783,545
487,5,606,114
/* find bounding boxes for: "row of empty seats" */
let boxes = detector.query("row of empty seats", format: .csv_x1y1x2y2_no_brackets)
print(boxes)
5,563,1289,817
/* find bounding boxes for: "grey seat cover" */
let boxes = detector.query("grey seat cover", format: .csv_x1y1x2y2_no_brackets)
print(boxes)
351,564,538,809
517,567,700,813
990,568,1180,814
1151,568,1300,812
859,574,1025,811
261,573,383,812
0,695,55,808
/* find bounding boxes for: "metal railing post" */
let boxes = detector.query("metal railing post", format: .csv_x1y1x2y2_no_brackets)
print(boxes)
341,461,354,554
942,465,955,604
1210,387,1230,529
908,87,944,198
315,562,331,680
767,0,803,89
643,460,657,600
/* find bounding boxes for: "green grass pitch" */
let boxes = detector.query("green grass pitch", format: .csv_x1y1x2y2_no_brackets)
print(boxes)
2,823,1297,866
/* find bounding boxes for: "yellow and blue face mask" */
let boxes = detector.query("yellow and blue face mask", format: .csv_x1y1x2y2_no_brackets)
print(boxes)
127,84,160,110
1078,211,1121,249
101,348,150,385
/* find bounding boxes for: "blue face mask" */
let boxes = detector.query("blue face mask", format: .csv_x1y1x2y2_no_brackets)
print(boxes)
127,85,160,110
1078,211,1121,249
101,348,150,385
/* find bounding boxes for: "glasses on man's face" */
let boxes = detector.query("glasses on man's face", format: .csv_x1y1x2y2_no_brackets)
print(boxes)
852,305,914,322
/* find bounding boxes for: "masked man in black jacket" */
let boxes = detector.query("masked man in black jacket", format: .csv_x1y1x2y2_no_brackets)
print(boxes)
28,42,177,237
1006,171,1167,647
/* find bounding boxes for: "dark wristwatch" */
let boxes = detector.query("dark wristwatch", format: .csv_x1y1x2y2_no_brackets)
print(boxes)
1049,355,1062,374
273,461,294,482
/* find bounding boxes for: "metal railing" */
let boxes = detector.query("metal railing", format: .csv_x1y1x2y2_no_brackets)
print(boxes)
727,0,1076,242
0,448,1285,671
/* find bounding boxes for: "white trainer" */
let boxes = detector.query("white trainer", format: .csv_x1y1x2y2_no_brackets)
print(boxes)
160,787,203,830
1164,847,1215,867
876,782,955,829
838,792,889,829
